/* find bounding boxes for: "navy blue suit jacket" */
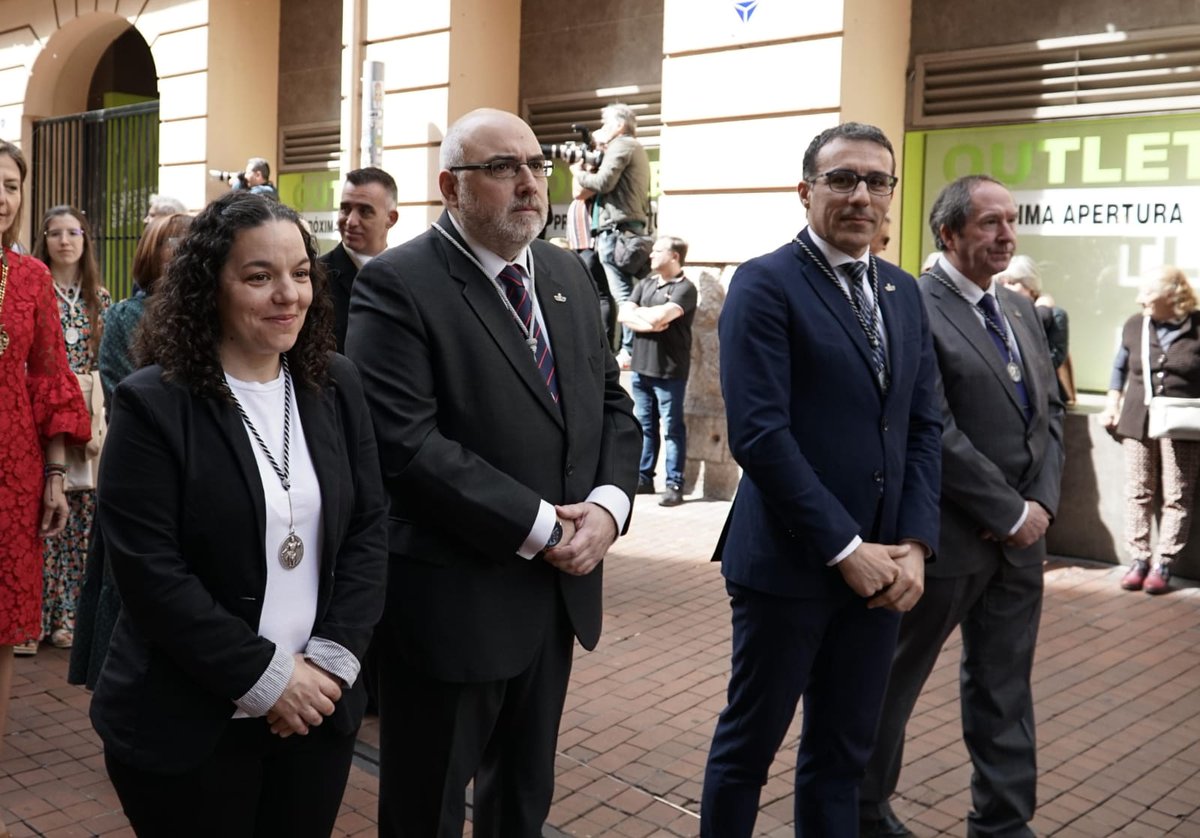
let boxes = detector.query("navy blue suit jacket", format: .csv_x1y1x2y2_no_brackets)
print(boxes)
716,230,942,598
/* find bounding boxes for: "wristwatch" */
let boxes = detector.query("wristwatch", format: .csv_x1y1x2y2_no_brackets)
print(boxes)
545,521,564,550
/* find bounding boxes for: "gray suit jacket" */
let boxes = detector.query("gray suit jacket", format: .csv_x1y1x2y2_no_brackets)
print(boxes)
919,264,1065,578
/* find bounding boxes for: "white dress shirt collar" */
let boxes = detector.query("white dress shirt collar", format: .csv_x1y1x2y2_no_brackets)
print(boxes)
343,245,377,268
936,254,997,305
806,228,869,272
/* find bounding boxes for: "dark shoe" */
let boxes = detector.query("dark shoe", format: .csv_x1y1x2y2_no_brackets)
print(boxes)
1143,563,1171,595
636,481,656,495
658,485,684,507
859,809,914,838
1120,559,1150,590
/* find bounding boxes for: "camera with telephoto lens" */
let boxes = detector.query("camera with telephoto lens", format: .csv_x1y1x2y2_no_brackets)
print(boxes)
209,169,248,188
540,123,604,169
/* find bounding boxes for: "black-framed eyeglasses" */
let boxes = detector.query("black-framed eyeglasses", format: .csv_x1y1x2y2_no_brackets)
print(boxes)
812,169,898,196
449,158,554,179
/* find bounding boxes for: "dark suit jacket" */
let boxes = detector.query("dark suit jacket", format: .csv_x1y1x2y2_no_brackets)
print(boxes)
321,242,359,353
919,263,1065,577
90,355,388,774
716,230,942,598
346,211,641,684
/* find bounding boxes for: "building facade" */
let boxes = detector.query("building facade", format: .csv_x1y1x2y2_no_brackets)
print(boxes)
2,0,1198,570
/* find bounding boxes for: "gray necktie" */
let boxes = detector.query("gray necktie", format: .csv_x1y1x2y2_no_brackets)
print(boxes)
841,262,888,391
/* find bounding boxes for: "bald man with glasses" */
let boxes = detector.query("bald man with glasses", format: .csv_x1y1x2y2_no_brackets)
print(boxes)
347,108,640,838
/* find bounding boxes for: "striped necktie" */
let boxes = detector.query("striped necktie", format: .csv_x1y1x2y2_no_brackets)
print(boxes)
841,261,889,391
497,264,559,404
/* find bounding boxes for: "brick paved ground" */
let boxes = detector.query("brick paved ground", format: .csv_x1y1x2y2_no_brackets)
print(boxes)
3,493,1199,836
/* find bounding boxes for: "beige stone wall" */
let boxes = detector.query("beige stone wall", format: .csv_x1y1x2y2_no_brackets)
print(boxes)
657,0,910,267
203,0,280,206
0,0,280,235
344,0,521,245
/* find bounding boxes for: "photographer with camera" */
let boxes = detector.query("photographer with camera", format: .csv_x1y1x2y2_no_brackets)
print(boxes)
571,103,651,366
212,157,278,199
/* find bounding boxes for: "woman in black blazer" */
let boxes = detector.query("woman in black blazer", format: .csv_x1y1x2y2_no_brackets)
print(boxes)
1101,266,1200,595
90,191,387,836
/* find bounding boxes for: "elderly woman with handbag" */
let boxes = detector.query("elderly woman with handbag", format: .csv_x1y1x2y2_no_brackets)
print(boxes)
1101,266,1200,595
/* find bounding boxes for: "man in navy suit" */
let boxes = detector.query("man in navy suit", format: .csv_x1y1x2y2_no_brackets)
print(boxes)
700,122,942,837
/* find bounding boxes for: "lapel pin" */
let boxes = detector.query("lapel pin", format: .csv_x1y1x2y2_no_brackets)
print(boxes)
884,282,896,292
554,292,567,302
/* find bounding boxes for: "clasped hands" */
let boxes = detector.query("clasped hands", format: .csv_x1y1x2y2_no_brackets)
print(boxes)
541,501,617,577
838,540,925,612
265,654,343,738
981,500,1050,549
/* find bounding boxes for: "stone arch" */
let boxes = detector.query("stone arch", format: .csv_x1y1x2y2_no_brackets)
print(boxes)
23,13,141,122
17,12,159,246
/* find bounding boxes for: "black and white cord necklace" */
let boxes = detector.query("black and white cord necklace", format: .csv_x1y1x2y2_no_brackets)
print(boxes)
432,221,539,358
794,235,890,389
229,355,305,569
794,236,883,347
930,273,1023,383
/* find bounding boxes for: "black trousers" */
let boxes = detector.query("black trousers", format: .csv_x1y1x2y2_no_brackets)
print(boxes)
105,717,357,837
701,580,901,838
377,599,576,838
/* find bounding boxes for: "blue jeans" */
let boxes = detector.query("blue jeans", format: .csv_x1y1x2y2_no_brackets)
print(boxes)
596,228,635,353
631,372,687,488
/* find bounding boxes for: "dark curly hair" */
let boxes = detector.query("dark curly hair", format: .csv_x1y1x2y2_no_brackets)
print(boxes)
134,191,334,400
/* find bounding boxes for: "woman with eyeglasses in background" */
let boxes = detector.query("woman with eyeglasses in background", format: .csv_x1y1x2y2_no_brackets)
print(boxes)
0,140,91,838
31,205,111,654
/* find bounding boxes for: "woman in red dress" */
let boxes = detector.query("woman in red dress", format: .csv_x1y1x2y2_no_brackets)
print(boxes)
0,140,91,833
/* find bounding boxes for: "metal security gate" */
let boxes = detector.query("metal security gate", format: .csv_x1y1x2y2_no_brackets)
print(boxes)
31,101,159,301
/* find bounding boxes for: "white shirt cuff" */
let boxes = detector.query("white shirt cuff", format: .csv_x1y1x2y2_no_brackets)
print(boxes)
304,637,360,688
519,485,632,560
518,500,559,559
827,536,862,566
234,645,294,717
586,484,631,535
1007,503,1029,537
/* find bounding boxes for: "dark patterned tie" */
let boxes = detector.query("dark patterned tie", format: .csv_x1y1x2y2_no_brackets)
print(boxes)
977,293,1031,421
498,264,559,403
841,262,888,391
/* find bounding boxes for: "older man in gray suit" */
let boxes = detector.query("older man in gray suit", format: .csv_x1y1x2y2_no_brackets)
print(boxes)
860,175,1064,838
